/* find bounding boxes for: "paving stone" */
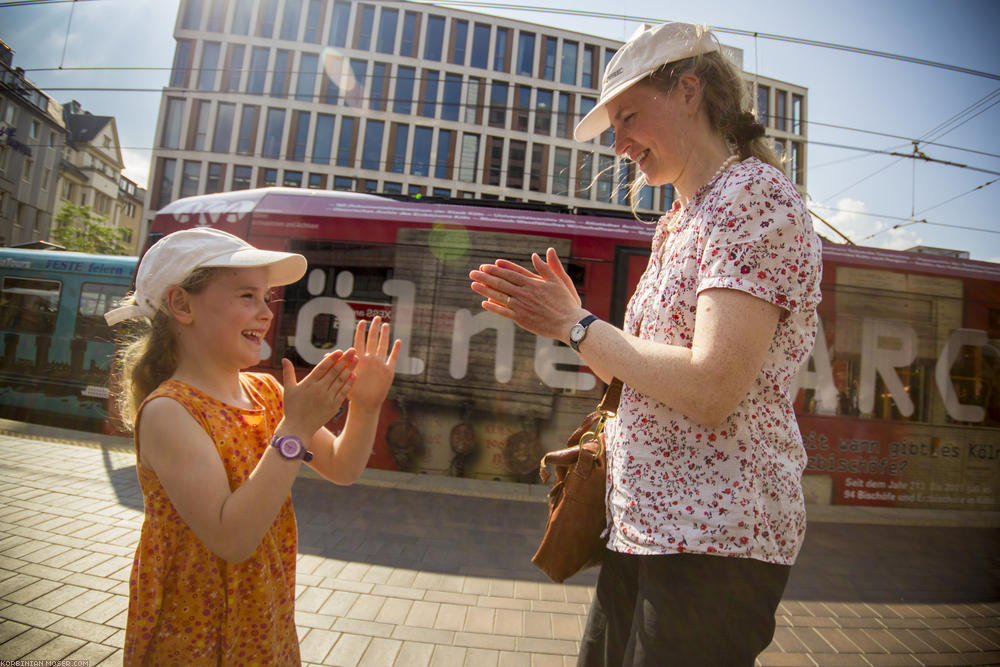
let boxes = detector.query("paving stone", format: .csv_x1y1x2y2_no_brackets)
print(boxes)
0,626,58,659
358,636,402,666
21,633,87,660
299,628,342,663
46,617,117,643
326,633,371,666
393,641,434,667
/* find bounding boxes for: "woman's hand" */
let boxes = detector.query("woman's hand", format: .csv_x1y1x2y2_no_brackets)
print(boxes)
470,247,588,342
280,349,356,437
346,316,401,413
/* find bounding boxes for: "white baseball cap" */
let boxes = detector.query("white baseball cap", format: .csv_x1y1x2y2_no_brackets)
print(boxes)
574,22,719,142
105,227,307,325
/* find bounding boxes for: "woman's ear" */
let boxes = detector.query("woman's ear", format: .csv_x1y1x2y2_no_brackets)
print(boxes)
676,72,703,112
164,286,194,325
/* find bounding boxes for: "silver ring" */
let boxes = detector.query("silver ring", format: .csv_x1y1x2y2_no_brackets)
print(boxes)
504,294,511,307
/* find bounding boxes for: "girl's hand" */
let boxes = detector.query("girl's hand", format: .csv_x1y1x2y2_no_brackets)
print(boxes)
280,349,357,436
469,247,587,342
346,316,401,412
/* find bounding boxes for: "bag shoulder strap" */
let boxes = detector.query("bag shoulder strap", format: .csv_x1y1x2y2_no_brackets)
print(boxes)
597,377,623,413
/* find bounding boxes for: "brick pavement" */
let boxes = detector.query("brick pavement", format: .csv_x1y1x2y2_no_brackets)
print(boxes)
0,420,998,666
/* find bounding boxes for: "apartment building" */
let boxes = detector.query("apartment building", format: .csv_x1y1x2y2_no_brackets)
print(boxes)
147,0,808,226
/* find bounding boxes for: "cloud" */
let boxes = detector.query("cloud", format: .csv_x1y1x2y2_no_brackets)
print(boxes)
122,148,151,190
816,198,922,252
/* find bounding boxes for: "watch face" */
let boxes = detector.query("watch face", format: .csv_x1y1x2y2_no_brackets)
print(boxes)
570,323,584,341
279,438,301,458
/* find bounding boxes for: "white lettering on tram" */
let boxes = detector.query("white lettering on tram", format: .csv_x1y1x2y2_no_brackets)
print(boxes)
795,318,990,423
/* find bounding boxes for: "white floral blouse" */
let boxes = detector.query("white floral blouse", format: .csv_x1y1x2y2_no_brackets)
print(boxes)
606,157,823,565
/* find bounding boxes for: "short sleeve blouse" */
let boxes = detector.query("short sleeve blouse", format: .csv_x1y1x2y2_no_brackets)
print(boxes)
606,157,823,565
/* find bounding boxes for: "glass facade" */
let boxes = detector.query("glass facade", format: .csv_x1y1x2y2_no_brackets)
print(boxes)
153,1,805,213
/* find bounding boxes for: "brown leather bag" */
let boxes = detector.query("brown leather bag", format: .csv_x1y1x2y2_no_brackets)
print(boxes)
531,378,622,583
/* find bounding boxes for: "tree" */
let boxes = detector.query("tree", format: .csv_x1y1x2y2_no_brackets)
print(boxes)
51,202,131,255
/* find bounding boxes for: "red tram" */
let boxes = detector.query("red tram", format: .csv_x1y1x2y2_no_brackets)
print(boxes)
150,188,1000,510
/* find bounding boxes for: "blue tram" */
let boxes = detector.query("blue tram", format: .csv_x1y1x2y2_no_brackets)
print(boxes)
0,248,137,431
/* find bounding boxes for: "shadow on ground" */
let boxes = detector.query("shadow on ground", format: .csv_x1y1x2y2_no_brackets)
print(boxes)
292,476,1000,602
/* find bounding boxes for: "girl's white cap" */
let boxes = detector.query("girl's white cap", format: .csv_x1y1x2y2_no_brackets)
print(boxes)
104,227,307,325
574,22,719,142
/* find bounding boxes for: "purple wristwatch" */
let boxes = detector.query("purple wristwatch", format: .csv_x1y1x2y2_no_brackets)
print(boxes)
270,435,314,462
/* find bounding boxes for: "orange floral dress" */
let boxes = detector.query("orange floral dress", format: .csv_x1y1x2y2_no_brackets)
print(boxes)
124,373,300,666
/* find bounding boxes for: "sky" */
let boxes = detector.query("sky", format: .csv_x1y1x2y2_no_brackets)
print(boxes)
2,0,999,262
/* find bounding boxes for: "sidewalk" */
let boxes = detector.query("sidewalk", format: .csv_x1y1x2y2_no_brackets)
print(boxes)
0,419,997,666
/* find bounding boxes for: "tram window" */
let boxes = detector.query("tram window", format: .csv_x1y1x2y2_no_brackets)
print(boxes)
76,282,129,341
0,277,62,335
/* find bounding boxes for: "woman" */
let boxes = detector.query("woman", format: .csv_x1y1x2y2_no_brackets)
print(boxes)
470,22,822,666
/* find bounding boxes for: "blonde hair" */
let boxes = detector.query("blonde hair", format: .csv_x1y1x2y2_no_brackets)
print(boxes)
627,49,782,210
111,268,216,431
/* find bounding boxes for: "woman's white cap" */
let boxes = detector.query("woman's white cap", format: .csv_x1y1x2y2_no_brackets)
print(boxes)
574,22,719,142
104,227,307,325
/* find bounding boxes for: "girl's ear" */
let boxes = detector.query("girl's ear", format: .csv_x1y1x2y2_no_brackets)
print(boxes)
164,286,194,325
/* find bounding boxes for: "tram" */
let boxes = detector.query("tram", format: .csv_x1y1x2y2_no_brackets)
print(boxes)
0,248,137,431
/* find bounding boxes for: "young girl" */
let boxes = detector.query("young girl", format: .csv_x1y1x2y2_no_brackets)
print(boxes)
105,227,400,665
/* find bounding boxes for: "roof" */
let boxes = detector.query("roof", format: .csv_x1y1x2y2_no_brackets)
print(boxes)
64,113,112,145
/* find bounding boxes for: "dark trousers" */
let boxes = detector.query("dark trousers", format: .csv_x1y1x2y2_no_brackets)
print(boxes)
577,550,791,667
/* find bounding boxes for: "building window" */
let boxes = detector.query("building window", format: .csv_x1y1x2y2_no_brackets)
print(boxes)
329,0,350,47
582,44,596,88
371,62,389,110
471,23,490,69
362,120,384,170
579,96,596,140
248,47,269,94
223,44,245,92
442,73,461,121
283,170,302,187
493,27,510,72
756,85,769,126
271,49,292,98
237,104,259,155
388,123,408,173
420,70,439,118
29,120,39,140
22,158,33,183
312,113,335,164
290,111,310,162
188,99,210,150
535,89,553,135
775,90,787,131
180,160,201,198
560,41,578,85
348,59,367,107
791,141,803,185
435,129,453,179
308,173,326,189
360,179,378,193
489,81,508,128
792,94,803,135
576,150,593,198
556,92,573,139
321,70,340,105
262,108,286,159
485,136,503,186
256,0,278,38
411,126,432,176
394,66,415,114
355,4,375,50
337,116,358,167
615,160,630,205
424,15,445,61
507,140,526,189
232,165,252,190
597,154,613,202
450,19,468,65
231,0,253,34
212,102,235,153
517,32,535,76
459,133,479,183
334,176,353,190
529,144,548,192
259,167,278,187
279,0,302,41
383,181,402,195
205,162,225,193
376,7,398,55
304,0,324,43
553,148,570,196
514,85,530,132
181,0,204,30
171,40,193,88
161,97,185,149
207,0,227,31
465,77,483,125
541,37,556,80
296,52,319,102
401,11,420,58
